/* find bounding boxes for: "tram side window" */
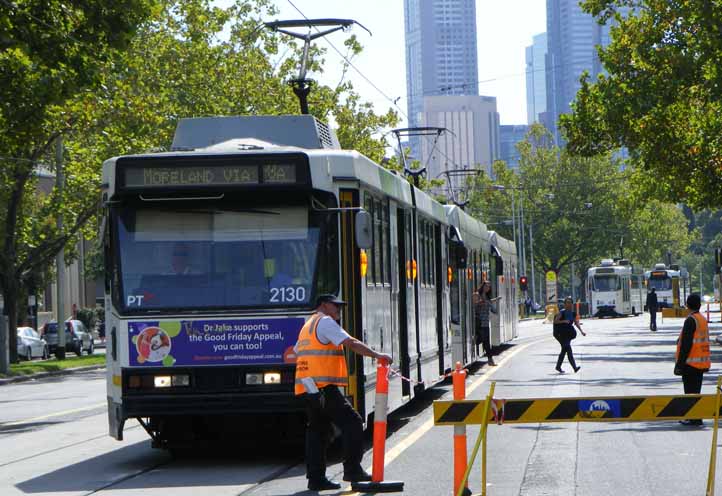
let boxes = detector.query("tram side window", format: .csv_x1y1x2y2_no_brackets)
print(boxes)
405,215,413,287
382,201,390,284
419,220,427,286
364,194,376,285
374,198,383,285
429,223,436,286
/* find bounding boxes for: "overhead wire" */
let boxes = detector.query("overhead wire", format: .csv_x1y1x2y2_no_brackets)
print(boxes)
284,0,470,181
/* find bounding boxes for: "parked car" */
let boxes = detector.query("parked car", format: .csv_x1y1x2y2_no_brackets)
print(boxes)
16,327,49,361
40,320,94,357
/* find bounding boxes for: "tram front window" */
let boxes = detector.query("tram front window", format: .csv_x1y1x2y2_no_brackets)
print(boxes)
648,277,672,291
593,275,621,291
113,204,338,311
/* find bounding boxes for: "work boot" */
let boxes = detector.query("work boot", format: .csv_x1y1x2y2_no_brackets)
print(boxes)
487,358,496,367
679,419,703,427
343,469,372,482
308,478,342,491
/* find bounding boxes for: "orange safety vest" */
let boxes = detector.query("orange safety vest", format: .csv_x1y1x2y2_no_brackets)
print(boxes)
676,312,711,370
294,313,349,395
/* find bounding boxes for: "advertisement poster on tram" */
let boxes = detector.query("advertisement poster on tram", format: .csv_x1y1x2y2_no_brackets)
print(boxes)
127,318,305,367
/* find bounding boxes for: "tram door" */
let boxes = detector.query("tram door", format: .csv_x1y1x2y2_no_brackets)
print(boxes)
397,208,414,398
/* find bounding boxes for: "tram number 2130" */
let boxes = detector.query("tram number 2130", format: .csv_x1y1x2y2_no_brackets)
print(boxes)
269,286,307,303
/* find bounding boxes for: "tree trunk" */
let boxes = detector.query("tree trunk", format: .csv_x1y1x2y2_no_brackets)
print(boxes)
3,282,19,364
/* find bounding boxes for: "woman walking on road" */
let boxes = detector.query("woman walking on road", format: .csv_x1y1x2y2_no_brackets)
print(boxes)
553,297,586,373
473,281,500,366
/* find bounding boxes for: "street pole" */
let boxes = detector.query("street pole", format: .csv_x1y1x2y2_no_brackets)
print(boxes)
510,189,517,264
520,197,526,277
571,262,576,302
0,295,8,374
55,137,66,359
529,221,536,304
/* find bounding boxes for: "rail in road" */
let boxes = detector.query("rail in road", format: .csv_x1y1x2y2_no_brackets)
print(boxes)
2,314,721,495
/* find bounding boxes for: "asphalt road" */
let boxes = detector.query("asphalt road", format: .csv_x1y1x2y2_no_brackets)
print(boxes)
2,310,722,496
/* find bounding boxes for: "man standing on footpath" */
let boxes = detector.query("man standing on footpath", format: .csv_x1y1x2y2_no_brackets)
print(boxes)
675,293,710,426
646,287,658,331
294,294,393,491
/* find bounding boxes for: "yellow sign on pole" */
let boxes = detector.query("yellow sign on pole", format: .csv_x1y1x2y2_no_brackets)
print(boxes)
546,271,557,283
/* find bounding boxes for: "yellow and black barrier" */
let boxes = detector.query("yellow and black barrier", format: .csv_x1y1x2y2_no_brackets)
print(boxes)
436,377,722,496
434,393,722,425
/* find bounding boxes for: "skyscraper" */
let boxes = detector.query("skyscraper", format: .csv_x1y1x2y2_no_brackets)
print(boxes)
545,0,621,143
421,95,500,196
404,0,479,159
525,33,547,125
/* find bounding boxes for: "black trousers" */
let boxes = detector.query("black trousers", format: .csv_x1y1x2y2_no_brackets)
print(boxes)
303,385,364,482
553,331,577,370
649,307,657,330
682,367,704,394
475,324,493,359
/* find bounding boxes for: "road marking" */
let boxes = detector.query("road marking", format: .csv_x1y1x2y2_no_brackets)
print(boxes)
1,402,106,427
345,337,546,494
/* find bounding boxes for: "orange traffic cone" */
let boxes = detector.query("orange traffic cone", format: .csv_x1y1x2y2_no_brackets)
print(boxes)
351,359,404,493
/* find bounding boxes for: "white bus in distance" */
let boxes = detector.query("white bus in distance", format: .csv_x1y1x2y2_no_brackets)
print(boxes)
587,259,634,317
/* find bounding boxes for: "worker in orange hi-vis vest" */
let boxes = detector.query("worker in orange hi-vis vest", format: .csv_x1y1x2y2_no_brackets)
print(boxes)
294,294,393,492
675,293,711,426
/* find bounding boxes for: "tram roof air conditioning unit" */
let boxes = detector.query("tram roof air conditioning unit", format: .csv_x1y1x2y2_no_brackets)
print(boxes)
600,259,614,266
170,115,340,151
618,259,630,266
654,263,667,270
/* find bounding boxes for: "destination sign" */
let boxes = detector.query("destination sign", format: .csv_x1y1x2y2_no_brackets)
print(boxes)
651,271,669,277
122,163,298,188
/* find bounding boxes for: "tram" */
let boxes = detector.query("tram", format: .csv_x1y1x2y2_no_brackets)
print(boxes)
102,115,518,448
587,259,634,317
644,263,689,309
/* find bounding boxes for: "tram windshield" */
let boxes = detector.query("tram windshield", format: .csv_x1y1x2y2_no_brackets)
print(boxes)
592,275,621,292
647,274,672,291
113,203,338,311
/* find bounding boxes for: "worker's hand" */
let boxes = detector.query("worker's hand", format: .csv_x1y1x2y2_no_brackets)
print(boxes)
674,364,684,376
375,352,393,365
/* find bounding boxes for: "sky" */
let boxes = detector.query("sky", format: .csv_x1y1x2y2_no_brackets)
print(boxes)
269,0,548,126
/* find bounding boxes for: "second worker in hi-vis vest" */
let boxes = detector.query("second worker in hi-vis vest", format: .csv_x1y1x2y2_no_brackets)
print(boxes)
675,293,711,426
294,294,393,492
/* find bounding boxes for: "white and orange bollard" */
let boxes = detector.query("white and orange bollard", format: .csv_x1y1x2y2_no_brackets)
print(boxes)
351,359,404,493
453,362,472,496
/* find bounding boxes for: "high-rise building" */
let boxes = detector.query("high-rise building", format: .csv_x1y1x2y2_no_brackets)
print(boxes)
525,33,547,125
545,0,624,143
404,0,479,159
500,125,529,170
421,95,500,197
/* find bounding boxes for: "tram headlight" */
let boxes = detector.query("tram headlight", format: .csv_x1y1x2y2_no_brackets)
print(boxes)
154,375,172,388
171,374,190,387
246,373,263,385
264,372,281,384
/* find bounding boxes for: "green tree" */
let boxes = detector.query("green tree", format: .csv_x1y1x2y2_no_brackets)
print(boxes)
560,0,722,209
0,0,158,363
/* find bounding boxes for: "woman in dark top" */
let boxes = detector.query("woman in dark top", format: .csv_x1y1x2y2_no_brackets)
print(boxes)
553,297,586,373
473,281,499,366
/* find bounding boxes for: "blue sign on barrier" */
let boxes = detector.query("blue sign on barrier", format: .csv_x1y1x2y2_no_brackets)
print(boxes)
578,399,622,418
128,318,305,367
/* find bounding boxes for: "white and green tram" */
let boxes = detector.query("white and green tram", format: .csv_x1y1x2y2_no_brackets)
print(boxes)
102,115,518,448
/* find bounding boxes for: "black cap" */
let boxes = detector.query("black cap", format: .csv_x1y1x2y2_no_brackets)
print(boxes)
315,294,346,307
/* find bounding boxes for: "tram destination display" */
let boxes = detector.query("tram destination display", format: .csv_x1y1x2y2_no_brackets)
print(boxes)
120,160,302,188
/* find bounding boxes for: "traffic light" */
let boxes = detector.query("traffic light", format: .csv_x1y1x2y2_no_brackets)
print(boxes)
519,275,528,292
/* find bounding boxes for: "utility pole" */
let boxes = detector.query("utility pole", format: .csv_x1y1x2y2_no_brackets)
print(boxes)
519,198,526,277
510,189,517,261
0,294,8,374
56,137,66,360
529,221,536,304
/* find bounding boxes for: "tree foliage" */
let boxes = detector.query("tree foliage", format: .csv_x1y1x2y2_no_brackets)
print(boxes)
560,0,722,209
466,125,694,297
1,0,399,363
0,0,159,363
